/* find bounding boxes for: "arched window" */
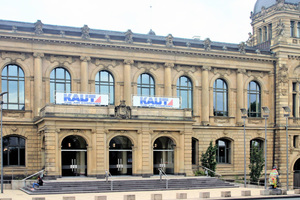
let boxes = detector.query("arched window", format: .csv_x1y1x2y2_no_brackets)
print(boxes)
216,139,231,164
213,79,228,116
247,81,261,117
137,73,155,96
250,139,263,151
1,64,25,110
3,136,25,166
50,67,71,103
177,76,193,109
95,71,114,105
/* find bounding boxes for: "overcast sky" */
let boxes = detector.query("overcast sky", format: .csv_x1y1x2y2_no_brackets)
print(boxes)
0,0,257,44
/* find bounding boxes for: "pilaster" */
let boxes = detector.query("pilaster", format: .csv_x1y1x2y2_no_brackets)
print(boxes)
164,63,173,97
80,56,91,93
236,69,245,125
33,52,44,117
201,66,210,125
124,60,133,106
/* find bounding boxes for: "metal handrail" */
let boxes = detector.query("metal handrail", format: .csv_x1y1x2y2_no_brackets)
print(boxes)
105,170,113,191
158,168,169,189
199,166,221,177
22,169,44,187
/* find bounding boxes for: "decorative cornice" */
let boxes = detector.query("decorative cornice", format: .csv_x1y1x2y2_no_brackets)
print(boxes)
1,52,29,62
0,35,274,63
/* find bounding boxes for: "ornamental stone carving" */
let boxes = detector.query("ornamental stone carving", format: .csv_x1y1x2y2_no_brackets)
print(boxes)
137,62,159,71
147,38,152,45
105,35,110,42
204,38,211,51
81,25,90,39
33,52,44,58
115,100,131,119
165,63,174,68
276,0,285,11
94,59,118,68
246,32,254,47
47,55,74,65
124,59,134,65
174,65,196,73
212,68,231,76
278,64,288,83
239,42,246,54
80,56,91,62
34,20,43,35
12,26,17,33
166,34,174,47
1,52,28,62
125,29,133,44
60,30,65,37
275,19,285,37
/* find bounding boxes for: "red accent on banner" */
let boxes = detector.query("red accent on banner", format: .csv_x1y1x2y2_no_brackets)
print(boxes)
167,99,173,106
95,96,101,103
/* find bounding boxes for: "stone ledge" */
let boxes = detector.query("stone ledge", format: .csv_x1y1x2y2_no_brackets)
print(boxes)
260,189,287,195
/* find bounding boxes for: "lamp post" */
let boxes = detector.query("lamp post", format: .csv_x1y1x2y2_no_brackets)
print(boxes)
0,91,7,194
240,108,247,188
283,106,291,191
262,106,270,190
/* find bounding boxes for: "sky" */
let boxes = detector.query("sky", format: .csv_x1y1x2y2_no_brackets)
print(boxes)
0,0,258,44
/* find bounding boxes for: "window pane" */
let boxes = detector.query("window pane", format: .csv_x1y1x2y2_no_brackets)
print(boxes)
101,71,109,82
8,65,18,76
9,147,18,165
19,81,25,103
20,148,25,165
9,81,18,103
2,66,7,76
56,68,65,79
56,83,65,92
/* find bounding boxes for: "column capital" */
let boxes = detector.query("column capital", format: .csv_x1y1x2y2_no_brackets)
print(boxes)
80,56,91,62
164,62,174,68
33,52,44,58
124,59,134,65
202,66,211,71
237,69,246,74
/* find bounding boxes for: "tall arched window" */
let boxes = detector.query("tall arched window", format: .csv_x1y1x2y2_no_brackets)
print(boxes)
213,79,228,116
50,67,71,103
247,81,261,117
137,73,155,96
250,139,263,152
216,139,231,164
1,64,25,110
177,76,193,109
95,71,114,105
3,136,25,166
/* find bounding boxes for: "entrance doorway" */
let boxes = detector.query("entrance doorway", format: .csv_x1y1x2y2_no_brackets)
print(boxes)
61,135,87,176
294,158,300,189
153,137,175,174
109,136,133,175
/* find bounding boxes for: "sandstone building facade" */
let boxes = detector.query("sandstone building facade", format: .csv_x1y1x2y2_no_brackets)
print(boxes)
0,0,300,189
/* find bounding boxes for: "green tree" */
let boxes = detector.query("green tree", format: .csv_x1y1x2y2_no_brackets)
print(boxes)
200,141,217,177
249,145,265,184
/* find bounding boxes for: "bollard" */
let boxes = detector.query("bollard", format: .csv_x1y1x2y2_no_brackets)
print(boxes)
221,191,231,197
151,194,162,200
176,193,187,199
295,189,300,194
95,196,107,200
124,195,135,200
241,190,251,196
63,197,75,200
199,192,210,198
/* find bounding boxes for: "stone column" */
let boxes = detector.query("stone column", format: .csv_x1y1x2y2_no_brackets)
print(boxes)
44,128,58,178
80,56,91,93
201,66,211,125
295,83,299,118
236,69,245,125
124,60,133,106
164,63,173,97
33,52,44,117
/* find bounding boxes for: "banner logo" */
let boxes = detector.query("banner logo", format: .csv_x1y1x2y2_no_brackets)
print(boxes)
132,96,180,108
56,93,109,105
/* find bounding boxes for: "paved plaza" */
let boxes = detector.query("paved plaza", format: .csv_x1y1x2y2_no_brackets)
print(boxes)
0,187,299,200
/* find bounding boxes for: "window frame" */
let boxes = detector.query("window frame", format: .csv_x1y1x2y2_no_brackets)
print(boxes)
247,81,261,118
95,70,115,105
50,67,71,103
213,79,228,116
216,139,231,164
137,73,155,97
177,76,193,109
1,64,25,110
3,136,26,166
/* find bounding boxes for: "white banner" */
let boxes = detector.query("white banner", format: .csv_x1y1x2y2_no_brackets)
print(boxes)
132,96,180,108
56,93,109,106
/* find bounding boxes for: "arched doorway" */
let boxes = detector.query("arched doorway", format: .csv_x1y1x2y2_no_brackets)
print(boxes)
153,137,175,174
109,136,133,175
294,158,300,189
61,135,87,176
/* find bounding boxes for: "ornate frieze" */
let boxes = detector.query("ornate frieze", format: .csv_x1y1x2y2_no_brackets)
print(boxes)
93,59,118,68
46,55,75,65
174,65,197,73
212,68,232,76
246,71,265,78
278,64,288,83
81,25,90,40
1,52,29,62
136,62,159,71
115,100,131,119
125,29,133,44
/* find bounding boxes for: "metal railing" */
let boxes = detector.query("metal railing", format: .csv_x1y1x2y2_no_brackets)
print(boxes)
105,170,114,191
158,168,169,189
198,166,221,178
22,169,44,188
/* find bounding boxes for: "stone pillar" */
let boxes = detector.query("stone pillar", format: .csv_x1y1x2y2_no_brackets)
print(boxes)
164,63,173,97
236,69,245,125
201,66,210,125
124,60,133,106
80,56,90,93
44,128,58,178
33,52,44,117
295,83,299,117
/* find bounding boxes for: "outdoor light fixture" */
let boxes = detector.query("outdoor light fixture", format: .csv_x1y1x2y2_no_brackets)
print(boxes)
283,106,291,191
240,108,247,188
0,92,8,194
262,106,269,190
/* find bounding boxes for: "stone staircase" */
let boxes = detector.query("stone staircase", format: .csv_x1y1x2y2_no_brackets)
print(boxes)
20,177,237,195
